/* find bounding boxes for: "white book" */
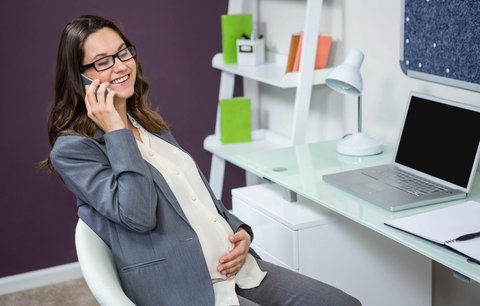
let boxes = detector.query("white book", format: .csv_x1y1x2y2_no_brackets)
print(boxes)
385,201,480,263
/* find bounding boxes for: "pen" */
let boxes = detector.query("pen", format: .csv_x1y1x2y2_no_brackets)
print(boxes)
456,232,480,241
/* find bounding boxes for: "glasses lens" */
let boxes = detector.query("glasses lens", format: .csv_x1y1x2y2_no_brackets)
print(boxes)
118,46,136,61
94,57,114,71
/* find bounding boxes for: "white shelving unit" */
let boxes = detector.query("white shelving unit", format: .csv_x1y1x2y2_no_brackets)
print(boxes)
204,0,330,198
211,53,333,89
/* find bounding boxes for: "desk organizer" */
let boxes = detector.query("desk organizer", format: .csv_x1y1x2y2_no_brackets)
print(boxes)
236,38,265,66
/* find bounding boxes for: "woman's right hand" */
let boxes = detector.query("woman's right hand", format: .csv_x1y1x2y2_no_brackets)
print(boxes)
84,79,125,133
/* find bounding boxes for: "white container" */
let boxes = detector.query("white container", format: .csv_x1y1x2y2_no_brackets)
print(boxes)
236,38,265,66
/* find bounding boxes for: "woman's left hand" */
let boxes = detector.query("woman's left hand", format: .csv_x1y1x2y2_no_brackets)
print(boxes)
217,228,251,278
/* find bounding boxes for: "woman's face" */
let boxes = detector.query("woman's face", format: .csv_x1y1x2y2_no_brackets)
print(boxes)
82,27,136,101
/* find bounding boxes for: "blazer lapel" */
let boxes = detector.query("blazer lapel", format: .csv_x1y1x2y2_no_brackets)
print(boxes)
95,126,192,226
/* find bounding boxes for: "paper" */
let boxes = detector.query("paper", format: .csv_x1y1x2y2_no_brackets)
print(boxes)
221,14,252,64
448,239,480,263
220,97,251,144
385,201,480,261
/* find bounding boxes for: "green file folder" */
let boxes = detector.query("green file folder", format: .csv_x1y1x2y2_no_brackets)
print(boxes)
220,97,252,144
221,14,252,64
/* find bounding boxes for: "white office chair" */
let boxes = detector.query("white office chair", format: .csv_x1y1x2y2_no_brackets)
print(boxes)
75,219,135,306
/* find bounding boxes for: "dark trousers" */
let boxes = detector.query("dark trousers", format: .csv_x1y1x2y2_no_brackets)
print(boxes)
236,259,361,306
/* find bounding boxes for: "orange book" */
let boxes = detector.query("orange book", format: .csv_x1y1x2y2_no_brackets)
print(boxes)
285,33,302,73
292,33,332,72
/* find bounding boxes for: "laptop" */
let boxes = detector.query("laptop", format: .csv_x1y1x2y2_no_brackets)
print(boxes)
323,91,480,211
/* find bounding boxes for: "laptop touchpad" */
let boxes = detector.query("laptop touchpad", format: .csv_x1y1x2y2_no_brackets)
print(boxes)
361,182,388,193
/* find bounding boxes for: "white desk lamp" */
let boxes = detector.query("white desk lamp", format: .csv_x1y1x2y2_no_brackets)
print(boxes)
325,50,383,156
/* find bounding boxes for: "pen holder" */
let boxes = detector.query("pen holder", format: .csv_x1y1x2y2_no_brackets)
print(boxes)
236,38,265,66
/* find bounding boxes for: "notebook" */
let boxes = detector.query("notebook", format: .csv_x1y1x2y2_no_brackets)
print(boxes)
385,200,480,263
323,91,480,211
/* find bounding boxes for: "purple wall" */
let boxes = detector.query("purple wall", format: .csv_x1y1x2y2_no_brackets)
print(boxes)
0,0,245,277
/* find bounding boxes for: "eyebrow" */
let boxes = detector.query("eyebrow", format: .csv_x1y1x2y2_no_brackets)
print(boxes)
89,42,127,62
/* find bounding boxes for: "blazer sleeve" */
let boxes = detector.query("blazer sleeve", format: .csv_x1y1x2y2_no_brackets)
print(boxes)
50,129,158,232
217,200,254,241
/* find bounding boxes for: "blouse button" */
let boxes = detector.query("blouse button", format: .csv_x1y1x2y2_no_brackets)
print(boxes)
191,195,197,202
147,150,155,157
212,217,218,223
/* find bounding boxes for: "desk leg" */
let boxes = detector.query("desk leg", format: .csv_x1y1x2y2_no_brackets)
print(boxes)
281,188,297,202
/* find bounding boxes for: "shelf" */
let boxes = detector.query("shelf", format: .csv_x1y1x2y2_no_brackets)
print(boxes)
212,53,333,89
207,0,328,198
203,129,291,167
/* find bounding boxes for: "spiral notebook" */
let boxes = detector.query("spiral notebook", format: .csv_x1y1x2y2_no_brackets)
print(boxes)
385,201,480,263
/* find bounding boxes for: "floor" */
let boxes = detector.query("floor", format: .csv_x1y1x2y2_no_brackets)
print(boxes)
0,278,98,306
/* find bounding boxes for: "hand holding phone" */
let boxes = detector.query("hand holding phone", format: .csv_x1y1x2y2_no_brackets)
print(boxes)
81,74,123,132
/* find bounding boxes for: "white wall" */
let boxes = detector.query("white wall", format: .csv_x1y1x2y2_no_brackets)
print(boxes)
257,0,480,305
258,0,480,146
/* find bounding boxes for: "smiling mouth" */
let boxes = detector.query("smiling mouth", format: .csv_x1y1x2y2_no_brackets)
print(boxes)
111,74,129,84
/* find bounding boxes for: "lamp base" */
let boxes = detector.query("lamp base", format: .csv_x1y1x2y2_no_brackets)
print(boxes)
337,132,383,156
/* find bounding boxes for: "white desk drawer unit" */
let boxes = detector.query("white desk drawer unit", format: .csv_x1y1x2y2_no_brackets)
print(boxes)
232,183,433,306
233,183,340,271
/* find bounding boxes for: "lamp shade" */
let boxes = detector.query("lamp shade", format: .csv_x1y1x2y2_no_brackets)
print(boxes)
325,50,364,96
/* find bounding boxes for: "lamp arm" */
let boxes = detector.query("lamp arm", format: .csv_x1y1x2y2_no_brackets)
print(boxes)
357,95,362,133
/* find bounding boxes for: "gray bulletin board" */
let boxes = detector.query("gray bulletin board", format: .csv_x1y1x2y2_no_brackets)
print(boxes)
400,0,480,92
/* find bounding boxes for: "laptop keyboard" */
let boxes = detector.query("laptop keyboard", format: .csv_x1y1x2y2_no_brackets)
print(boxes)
367,168,448,196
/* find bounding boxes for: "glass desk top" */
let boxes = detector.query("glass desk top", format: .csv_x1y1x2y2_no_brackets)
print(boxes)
229,140,480,283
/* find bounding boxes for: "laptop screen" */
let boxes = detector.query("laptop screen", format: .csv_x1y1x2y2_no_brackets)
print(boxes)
394,93,480,189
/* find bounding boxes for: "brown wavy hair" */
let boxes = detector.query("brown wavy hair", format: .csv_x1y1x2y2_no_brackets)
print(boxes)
39,15,167,170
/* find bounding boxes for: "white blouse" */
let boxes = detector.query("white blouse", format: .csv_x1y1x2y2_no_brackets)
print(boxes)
130,117,266,306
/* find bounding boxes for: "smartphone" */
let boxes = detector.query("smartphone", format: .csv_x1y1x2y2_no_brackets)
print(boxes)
81,73,94,86
81,74,110,96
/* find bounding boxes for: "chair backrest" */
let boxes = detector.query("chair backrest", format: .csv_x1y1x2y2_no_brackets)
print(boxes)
75,219,135,306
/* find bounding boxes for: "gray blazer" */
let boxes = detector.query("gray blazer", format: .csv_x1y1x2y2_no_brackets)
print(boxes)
51,128,256,306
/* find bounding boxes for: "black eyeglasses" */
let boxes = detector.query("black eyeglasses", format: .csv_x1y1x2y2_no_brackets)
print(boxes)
80,46,136,72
